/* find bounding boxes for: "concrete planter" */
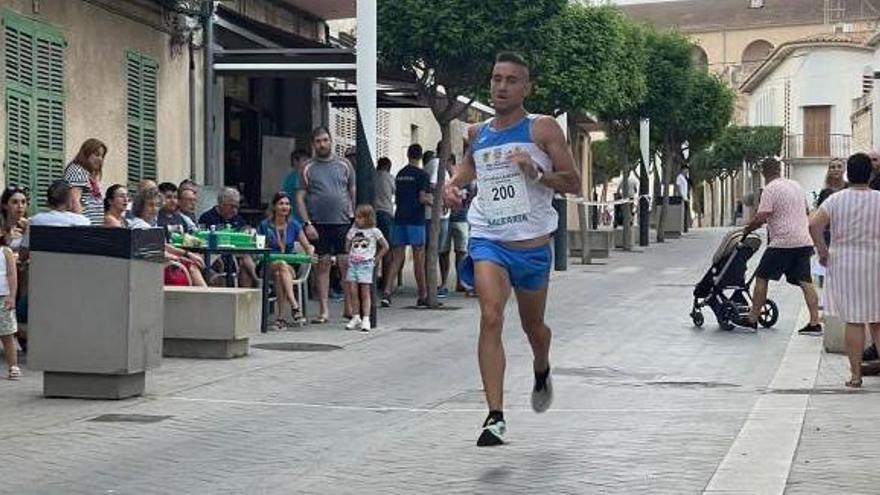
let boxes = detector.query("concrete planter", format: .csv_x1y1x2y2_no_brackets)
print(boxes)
163,287,260,359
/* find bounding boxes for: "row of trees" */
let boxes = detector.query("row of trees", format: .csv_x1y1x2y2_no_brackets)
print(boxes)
377,1,777,305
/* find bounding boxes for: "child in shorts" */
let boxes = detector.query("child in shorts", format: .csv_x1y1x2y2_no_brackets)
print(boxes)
345,205,388,331
0,240,19,379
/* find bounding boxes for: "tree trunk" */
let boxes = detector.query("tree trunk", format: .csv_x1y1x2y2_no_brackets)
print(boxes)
656,143,674,243
619,136,633,250
708,181,715,228
425,120,451,308
719,175,726,227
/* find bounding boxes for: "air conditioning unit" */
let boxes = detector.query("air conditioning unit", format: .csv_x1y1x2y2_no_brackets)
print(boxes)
749,0,764,8
834,22,856,33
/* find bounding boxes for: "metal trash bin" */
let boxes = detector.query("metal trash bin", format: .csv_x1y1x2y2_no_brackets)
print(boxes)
28,226,165,399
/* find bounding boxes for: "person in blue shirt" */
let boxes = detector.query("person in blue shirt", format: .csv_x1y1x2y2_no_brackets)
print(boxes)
258,192,315,329
380,144,432,308
282,149,310,222
198,187,257,287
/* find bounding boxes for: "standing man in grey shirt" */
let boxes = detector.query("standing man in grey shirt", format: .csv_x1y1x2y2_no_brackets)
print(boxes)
297,126,356,324
374,157,395,288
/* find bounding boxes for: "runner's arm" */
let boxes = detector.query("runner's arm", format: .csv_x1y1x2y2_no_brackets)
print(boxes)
444,126,478,209
449,125,478,188
533,116,581,195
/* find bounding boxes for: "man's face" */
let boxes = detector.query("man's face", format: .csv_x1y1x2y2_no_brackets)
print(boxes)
870,152,880,172
312,132,333,158
161,190,178,213
178,189,197,214
490,62,531,113
218,197,239,220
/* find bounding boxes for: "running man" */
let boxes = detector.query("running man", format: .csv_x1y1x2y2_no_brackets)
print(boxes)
443,52,581,447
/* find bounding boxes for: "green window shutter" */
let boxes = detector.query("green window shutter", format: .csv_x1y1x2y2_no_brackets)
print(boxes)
126,51,158,190
4,10,65,207
5,89,32,190
33,28,65,199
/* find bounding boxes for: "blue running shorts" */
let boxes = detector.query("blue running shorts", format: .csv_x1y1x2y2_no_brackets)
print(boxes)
459,237,552,292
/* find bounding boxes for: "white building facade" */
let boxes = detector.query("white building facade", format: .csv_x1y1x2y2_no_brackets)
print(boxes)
742,36,874,200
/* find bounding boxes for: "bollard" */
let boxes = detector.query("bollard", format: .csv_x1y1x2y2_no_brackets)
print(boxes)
577,202,591,265
553,197,568,271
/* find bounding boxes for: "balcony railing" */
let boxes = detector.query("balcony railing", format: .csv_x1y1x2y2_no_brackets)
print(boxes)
784,134,851,159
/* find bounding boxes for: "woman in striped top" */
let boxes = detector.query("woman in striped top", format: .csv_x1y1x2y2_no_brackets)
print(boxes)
810,152,880,388
63,138,106,225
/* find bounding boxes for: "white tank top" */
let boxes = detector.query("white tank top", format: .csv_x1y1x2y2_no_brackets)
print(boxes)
468,115,557,241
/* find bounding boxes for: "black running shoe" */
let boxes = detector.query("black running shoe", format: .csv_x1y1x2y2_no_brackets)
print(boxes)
863,344,878,362
798,323,823,335
476,415,506,447
380,294,392,308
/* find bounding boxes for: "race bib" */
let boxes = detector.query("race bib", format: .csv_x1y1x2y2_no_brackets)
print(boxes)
476,147,531,225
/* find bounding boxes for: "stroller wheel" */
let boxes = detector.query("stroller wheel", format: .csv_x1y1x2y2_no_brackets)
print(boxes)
759,299,779,328
691,311,704,328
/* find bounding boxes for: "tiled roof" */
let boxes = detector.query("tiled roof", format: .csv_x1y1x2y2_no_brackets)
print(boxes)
620,0,878,32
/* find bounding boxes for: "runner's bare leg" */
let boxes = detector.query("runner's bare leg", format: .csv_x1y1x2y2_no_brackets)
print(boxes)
515,286,551,373
475,261,512,411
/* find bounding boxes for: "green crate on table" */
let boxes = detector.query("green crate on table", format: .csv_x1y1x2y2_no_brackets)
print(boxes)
194,229,255,248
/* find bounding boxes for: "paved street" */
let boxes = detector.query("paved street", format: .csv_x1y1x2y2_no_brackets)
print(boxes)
0,228,866,494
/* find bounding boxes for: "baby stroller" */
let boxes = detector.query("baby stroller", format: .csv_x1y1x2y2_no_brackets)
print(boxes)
690,229,779,331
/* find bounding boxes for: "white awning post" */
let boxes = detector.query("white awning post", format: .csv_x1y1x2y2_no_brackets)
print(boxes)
357,0,379,327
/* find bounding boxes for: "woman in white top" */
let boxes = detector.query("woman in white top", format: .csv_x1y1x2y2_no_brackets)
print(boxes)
810,152,880,388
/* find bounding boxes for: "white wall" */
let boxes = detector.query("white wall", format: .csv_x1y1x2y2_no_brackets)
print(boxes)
748,47,873,135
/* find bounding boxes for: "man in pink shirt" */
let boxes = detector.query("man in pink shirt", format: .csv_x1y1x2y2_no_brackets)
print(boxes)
741,158,822,334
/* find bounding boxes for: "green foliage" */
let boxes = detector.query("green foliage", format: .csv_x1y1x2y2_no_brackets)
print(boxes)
691,126,784,180
591,140,621,186
714,126,784,169
641,29,696,145
377,0,566,119
530,5,647,118
680,70,735,154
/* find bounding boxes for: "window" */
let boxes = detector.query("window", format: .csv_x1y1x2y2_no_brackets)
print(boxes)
126,51,158,189
4,10,65,207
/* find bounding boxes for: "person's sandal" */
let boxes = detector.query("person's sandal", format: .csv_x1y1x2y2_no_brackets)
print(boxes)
8,365,21,380
271,319,288,331
846,378,863,388
291,311,307,326
311,315,329,324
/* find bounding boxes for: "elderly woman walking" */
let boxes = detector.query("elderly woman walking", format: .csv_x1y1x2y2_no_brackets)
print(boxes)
810,152,880,388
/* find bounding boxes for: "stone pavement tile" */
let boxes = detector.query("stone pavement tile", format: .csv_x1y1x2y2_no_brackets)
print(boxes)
786,350,880,495
1,229,817,494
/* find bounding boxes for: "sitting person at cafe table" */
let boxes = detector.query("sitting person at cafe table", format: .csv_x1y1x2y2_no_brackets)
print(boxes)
258,192,315,328
157,182,196,233
130,188,207,287
198,187,258,288
29,180,91,228
104,184,129,228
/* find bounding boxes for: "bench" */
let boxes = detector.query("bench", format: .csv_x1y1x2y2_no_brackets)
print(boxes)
163,287,260,358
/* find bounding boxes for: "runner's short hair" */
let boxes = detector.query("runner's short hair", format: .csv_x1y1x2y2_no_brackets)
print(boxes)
495,51,529,71
377,157,392,171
